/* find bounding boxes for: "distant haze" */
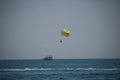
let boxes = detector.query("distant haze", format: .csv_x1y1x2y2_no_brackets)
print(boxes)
0,0,120,59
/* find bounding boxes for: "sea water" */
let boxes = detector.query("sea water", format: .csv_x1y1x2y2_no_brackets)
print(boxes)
0,59,120,80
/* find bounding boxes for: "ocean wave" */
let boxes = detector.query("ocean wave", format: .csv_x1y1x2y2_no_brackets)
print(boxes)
75,68,119,71
0,68,119,72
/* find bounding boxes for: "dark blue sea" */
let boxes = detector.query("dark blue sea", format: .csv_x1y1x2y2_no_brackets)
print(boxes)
0,59,120,80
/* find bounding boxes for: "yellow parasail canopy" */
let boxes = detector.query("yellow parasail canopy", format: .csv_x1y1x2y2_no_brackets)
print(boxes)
61,29,70,37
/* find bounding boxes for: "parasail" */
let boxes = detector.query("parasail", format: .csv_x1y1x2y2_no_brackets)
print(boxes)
61,29,70,37
60,29,70,43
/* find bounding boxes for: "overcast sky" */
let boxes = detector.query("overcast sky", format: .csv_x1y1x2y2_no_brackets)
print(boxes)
0,0,120,59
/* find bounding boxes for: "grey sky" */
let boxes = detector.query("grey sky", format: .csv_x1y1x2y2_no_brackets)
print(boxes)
0,0,120,59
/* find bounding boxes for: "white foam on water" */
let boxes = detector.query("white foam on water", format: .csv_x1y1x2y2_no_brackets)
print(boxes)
0,67,119,72
76,68,120,71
